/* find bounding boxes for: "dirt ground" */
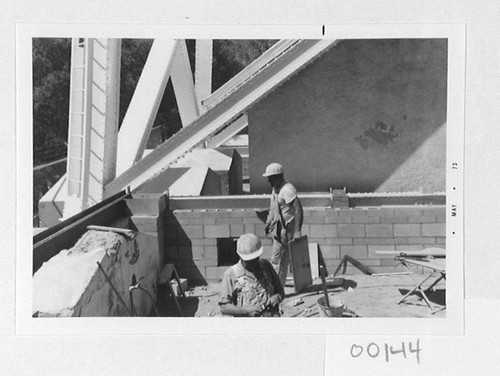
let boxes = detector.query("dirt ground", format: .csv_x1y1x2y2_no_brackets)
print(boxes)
159,271,446,318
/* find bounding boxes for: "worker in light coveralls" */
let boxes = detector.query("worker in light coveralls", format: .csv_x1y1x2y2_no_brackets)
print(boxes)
263,163,303,288
219,233,284,317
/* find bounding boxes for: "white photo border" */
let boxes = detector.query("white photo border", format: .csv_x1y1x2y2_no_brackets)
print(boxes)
17,22,465,336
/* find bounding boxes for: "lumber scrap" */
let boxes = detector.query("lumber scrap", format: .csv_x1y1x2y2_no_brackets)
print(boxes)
333,255,375,276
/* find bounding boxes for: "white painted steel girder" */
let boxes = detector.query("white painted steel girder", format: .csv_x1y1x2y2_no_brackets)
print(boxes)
65,38,94,216
202,40,297,110
105,39,338,197
205,114,248,149
116,39,178,176
64,39,121,218
194,40,213,112
170,41,199,127
87,38,121,206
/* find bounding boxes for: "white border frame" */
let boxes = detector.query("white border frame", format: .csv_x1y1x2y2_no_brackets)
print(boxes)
17,23,465,336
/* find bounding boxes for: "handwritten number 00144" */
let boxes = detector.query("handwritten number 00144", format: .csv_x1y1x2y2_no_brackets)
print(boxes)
350,340,422,364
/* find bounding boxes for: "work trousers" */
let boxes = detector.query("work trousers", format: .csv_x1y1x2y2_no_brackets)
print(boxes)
271,239,290,289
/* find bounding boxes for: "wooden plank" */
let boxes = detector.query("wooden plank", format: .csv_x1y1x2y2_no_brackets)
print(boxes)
376,247,446,258
289,235,312,292
308,242,319,279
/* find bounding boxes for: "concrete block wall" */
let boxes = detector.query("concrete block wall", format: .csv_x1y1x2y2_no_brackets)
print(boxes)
164,205,446,284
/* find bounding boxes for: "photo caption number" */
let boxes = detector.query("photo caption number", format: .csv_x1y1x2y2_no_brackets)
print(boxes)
350,339,422,365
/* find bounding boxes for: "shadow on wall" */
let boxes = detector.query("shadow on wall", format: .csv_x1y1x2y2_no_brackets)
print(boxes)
164,210,207,287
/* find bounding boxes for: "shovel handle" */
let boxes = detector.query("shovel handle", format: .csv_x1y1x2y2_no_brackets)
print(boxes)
320,265,331,308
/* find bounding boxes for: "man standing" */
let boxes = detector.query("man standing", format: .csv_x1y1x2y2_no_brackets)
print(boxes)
263,163,303,288
219,233,284,317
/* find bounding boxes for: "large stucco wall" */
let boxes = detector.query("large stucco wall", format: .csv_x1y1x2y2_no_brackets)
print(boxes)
248,39,447,194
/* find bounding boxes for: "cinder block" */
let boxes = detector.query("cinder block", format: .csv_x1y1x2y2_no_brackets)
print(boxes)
379,216,409,224
204,225,230,238
189,217,216,225
244,224,255,234
422,223,446,236
191,246,205,260
340,245,368,259
319,245,340,259
436,237,446,245
393,208,423,217
204,246,218,260
307,238,327,246
324,215,352,224
408,215,436,223
175,217,191,225
205,266,229,281
368,245,395,259
304,217,325,224
180,225,204,239
338,224,365,238
422,207,446,216
394,224,421,237
174,210,201,219
365,224,393,238
351,209,371,217
352,216,380,224
216,218,239,225
230,224,245,237
242,217,264,224
309,224,337,238
254,223,266,236
408,237,437,244
190,238,217,246
378,208,395,216
325,238,352,245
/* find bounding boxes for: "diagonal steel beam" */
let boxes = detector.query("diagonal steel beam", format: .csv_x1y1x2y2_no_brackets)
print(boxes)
205,114,248,149
116,39,178,176
171,41,199,127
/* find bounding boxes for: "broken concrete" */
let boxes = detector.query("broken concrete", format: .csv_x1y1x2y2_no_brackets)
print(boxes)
33,229,160,317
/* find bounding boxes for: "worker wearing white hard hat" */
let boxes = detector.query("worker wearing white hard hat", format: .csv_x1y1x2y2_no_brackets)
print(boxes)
262,163,303,288
219,234,284,317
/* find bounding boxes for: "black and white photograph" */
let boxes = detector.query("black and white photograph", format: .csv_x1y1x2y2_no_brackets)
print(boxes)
31,36,452,321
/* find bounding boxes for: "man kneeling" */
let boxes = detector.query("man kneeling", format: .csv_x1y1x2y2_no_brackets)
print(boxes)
219,233,284,317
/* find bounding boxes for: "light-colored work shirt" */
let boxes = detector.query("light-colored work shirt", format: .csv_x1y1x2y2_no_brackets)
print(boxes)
270,180,298,226
219,259,283,308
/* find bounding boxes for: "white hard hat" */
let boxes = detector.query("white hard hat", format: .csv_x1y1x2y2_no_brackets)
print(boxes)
262,163,284,177
236,233,263,261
